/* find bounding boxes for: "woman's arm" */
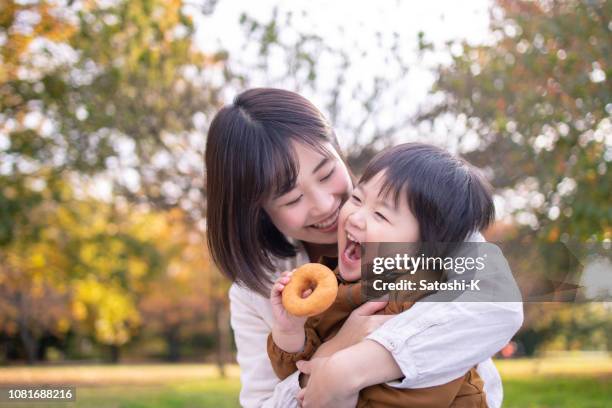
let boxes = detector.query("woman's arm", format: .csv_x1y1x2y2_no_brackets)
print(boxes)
296,340,401,408
363,301,523,388
300,242,523,408
229,284,300,408
299,303,522,408
362,242,523,389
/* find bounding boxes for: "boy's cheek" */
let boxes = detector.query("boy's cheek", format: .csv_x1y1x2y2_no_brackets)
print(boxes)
337,204,352,227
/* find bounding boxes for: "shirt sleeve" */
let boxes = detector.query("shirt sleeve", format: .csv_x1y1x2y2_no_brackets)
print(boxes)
267,326,321,380
367,301,523,388
366,240,524,391
229,284,301,408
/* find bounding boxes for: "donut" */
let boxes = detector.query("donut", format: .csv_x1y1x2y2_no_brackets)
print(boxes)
282,263,338,317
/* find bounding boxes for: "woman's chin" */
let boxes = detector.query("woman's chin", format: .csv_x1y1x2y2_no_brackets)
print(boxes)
301,228,339,244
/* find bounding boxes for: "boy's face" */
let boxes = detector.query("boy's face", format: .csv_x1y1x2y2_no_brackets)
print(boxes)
338,171,420,281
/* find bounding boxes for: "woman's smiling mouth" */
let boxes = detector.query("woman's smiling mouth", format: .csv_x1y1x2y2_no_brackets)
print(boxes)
309,207,340,232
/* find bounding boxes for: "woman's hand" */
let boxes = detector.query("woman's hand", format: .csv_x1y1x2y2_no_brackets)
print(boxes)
296,357,359,408
270,270,312,353
311,298,392,359
297,340,405,407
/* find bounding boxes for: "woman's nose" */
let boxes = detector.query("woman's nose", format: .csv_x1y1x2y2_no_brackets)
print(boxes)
310,188,336,217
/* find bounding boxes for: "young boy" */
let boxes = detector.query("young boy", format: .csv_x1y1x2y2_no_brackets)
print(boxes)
268,143,494,407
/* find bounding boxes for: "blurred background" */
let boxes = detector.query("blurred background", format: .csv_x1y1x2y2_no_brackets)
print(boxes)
0,0,610,406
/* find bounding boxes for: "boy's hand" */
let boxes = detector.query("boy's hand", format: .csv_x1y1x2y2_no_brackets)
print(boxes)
270,269,312,351
270,270,312,333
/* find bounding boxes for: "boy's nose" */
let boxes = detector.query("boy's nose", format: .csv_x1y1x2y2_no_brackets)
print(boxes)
347,209,366,231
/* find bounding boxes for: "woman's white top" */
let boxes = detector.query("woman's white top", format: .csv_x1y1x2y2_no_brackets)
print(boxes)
229,234,523,408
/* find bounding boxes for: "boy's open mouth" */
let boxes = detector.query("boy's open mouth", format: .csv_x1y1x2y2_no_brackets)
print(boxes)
344,233,361,262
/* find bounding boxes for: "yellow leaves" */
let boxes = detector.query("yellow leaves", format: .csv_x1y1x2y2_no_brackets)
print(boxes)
128,257,147,279
2,192,216,348
36,3,77,43
30,252,46,268
72,300,88,321
74,277,140,346
586,169,597,183
0,0,77,83
79,243,98,265
56,317,71,333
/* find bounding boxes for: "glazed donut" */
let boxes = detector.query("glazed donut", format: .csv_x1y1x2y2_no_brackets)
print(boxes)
282,263,338,317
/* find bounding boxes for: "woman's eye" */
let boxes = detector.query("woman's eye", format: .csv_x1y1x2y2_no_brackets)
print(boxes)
285,195,303,206
320,168,335,182
375,211,389,222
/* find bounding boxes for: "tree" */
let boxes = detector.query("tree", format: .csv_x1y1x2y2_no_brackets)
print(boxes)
138,208,212,362
235,7,414,174
1,0,225,248
420,0,610,242
421,0,611,355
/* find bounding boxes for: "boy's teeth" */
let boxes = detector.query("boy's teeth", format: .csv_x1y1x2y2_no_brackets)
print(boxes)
347,232,359,243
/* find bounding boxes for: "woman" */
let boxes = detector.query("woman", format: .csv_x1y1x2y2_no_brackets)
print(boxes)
205,88,523,407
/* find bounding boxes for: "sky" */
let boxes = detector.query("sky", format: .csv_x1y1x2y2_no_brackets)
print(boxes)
4,0,506,214
182,0,522,216
186,0,493,150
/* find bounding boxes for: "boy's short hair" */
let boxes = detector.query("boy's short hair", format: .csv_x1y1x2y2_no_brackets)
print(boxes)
360,143,495,249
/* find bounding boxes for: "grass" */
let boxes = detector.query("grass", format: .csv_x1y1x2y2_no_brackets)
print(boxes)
0,355,609,407
497,355,611,408
0,364,241,408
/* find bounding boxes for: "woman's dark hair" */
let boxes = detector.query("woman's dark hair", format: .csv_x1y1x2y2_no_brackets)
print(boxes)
360,143,495,256
205,88,342,296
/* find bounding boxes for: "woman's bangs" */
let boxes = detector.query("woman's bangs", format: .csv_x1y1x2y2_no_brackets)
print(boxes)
262,135,299,199
265,132,335,199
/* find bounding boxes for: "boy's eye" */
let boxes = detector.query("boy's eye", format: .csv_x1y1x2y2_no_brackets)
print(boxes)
351,194,362,204
319,167,335,182
285,195,303,206
375,211,389,222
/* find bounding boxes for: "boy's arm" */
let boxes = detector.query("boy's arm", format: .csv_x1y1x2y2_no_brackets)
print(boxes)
267,325,322,380
229,284,302,408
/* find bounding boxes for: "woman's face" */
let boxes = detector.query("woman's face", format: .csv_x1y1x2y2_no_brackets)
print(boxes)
263,141,352,244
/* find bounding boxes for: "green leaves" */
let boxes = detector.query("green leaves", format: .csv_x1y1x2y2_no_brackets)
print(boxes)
422,0,611,241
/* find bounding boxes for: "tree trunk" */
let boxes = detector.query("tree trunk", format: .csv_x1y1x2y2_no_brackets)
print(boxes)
109,345,120,363
16,292,37,365
213,299,230,378
18,321,37,365
165,329,181,362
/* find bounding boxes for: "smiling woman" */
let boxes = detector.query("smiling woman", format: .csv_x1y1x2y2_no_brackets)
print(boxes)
205,88,351,297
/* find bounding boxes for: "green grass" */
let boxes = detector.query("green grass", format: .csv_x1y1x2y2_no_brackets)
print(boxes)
0,357,610,407
497,356,611,408
72,379,240,408
0,364,241,408
0,381,240,408
503,377,610,408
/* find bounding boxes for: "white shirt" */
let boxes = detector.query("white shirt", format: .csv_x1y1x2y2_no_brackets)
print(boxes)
229,235,524,408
